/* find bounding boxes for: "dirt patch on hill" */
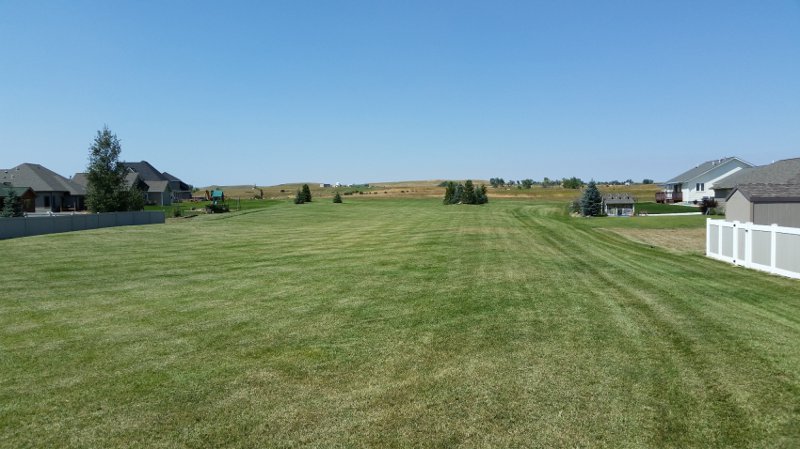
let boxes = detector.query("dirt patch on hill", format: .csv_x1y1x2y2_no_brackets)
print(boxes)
606,228,706,254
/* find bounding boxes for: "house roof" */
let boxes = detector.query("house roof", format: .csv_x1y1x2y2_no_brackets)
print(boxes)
728,183,800,203
121,161,169,182
162,172,192,191
714,158,800,189
666,157,751,184
603,193,635,205
73,171,146,190
0,184,35,197
145,180,171,193
0,163,85,195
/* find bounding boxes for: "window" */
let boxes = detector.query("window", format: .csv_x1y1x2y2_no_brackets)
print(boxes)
696,183,704,191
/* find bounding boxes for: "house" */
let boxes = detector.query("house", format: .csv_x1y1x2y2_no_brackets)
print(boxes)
0,183,36,213
73,171,152,204
657,157,753,204
603,193,635,216
163,172,193,201
712,158,800,203
0,163,85,212
725,184,800,228
119,161,192,206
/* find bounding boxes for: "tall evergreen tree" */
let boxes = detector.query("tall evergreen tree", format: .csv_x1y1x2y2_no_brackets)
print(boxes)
85,126,142,212
462,180,476,204
1,188,24,217
443,181,456,204
580,180,603,216
294,190,305,204
333,192,343,203
301,184,312,202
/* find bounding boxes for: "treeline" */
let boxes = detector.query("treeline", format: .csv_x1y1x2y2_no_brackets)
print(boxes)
443,180,488,205
489,177,583,189
488,177,654,189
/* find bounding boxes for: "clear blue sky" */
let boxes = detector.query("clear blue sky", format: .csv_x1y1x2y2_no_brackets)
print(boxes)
1,1,799,187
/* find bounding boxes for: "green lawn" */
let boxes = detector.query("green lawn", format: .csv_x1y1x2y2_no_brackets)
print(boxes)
2,199,799,448
635,202,700,214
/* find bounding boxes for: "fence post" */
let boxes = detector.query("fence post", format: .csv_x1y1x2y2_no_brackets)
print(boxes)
744,222,752,268
732,221,739,265
770,224,778,275
706,219,711,255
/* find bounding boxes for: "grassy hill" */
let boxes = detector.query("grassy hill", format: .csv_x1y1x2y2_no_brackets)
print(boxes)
2,198,797,447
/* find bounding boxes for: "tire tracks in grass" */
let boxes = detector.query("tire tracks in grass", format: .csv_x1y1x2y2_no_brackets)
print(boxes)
506,204,797,446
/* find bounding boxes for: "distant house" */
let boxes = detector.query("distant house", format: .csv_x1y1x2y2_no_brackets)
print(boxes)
712,158,800,203
725,184,800,228
658,157,753,204
163,172,193,200
603,193,635,216
119,161,193,206
0,183,36,213
73,171,152,204
0,163,85,212
320,183,332,188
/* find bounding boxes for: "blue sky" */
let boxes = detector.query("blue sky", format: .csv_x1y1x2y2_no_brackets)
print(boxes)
1,1,799,186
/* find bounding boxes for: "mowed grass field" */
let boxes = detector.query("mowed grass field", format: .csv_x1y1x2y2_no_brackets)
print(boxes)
2,198,799,448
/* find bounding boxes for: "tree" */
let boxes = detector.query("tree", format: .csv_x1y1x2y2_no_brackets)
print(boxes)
85,126,143,212
580,180,603,216
562,177,584,189
294,190,305,204
1,189,24,217
443,181,456,204
333,192,343,203
642,178,654,184
521,179,533,189
443,181,487,205
301,184,312,202
542,177,551,188
475,184,489,204
462,180,476,204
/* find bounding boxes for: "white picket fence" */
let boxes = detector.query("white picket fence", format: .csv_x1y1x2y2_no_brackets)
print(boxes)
706,219,800,279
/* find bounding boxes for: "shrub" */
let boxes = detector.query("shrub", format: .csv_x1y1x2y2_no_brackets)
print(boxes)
333,192,343,203
699,198,718,215
172,207,183,218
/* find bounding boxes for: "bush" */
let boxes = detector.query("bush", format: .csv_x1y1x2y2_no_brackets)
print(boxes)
699,198,718,215
333,192,343,203
172,207,183,217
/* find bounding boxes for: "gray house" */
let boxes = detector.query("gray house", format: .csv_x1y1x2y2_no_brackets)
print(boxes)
725,184,800,228
603,193,636,216
0,163,85,212
713,158,800,203
658,157,753,204
120,161,192,205
73,171,152,203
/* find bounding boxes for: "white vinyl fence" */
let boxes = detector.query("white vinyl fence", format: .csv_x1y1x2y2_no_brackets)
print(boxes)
0,211,165,240
707,219,800,279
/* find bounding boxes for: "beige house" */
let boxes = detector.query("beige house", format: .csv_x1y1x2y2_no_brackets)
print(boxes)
725,184,800,228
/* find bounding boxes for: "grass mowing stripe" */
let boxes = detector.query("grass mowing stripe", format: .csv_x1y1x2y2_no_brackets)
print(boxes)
1,198,799,448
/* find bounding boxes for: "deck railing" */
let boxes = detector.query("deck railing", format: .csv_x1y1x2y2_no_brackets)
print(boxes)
655,191,683,203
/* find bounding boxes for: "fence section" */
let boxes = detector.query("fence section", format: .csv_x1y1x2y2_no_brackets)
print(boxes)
0,211,165,240
707,219,800,279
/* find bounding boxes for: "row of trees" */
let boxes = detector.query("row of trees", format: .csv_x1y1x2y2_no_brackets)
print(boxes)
490,177,654,189
489,177,583,189
443,180,488,205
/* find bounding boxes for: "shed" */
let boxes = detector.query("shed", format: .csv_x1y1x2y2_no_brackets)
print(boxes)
604,193,635,217
725,184,800,228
